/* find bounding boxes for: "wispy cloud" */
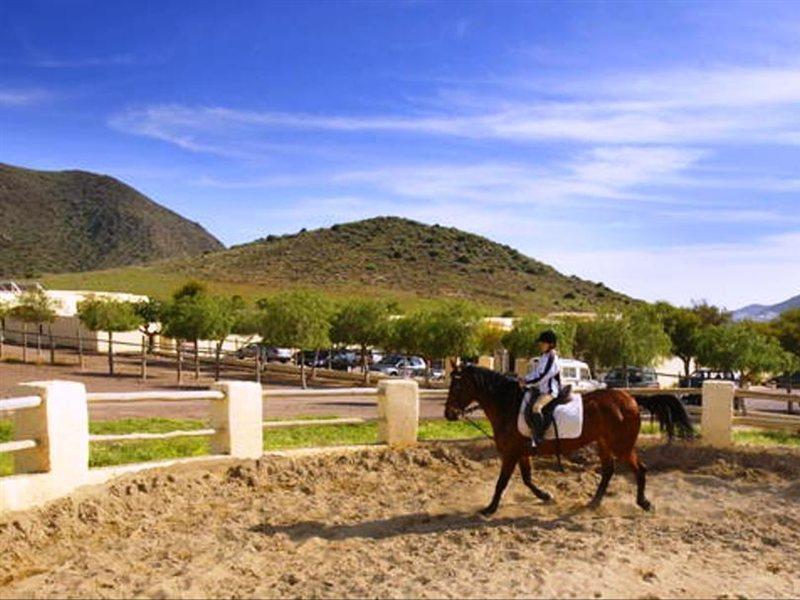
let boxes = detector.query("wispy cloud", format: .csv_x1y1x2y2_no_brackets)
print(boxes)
0,87,48,106
109,65,800,149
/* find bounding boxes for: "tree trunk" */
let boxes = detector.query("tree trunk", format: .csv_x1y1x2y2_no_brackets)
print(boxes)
36,324,42,363
255,349,262,384
22,323,28,363
300,359,307,389
140,337,147,381
49,324,55,365
193,339,200,379
683,357,691,383
107,330,115,376
176,342,183,385
311,349,319,381
214,341,222,381
77,326,85,370
328,347,333,371
623,363,630,388
0,318,5,360
362,344,370,385
424,356,431,387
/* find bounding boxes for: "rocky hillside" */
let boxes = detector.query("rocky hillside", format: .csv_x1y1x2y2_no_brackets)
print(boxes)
141,216,631,311
0,163,223,277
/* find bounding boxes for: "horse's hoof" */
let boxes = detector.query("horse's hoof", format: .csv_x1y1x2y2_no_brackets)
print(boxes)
638,499,652,512
479,506,497,517
537,491,554,503
587,500,601,510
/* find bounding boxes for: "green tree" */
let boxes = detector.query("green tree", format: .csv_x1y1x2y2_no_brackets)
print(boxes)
576,306,671,385
77,296,142,375
257,291,333,388
476,321,506,357
11,289,58,363
331,299,391,383
161,292,226,381
501,316,576,361
771,308,800,361
134,298,164,352
655,302,703,381
692,300,731,327
696,322,793,387
389,300,482,382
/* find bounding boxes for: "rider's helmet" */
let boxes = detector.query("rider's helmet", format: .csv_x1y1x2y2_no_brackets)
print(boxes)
537,330,558,347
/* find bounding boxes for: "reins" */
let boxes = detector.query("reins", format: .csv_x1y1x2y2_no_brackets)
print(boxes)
460,405,494,440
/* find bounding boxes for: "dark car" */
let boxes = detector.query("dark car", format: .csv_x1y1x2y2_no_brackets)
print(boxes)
603,367,659,389
680,369,740,405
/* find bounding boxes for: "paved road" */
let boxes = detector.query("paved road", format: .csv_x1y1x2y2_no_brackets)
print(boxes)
86,391,450,422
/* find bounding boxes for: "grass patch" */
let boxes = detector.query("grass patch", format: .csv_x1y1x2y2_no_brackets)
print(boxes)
2,415,798,477
733,429,800,447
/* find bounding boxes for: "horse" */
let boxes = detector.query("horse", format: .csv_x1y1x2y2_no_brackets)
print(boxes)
444,364,653,516
634,393,695,442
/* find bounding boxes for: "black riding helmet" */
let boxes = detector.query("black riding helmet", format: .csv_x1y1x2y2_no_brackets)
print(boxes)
537,330,558,346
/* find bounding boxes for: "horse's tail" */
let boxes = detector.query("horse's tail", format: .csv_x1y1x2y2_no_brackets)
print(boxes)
635,394,695,441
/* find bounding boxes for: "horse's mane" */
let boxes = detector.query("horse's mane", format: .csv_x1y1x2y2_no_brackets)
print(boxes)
461,365,521,402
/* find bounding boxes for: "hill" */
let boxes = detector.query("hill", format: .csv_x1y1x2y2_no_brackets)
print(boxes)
0,163,223,277
733,293,800,322
43,216,632,312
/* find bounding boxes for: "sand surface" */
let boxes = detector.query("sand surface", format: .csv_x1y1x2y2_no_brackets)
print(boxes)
1,441,798,599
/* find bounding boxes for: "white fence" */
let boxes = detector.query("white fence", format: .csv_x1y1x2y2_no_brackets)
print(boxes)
0,379,424,513
1,379,797,514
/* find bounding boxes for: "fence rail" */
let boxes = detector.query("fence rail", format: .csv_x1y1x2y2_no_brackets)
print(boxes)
0,396,42,412
87,390,225,403
89,429,215,443
0,439,37,453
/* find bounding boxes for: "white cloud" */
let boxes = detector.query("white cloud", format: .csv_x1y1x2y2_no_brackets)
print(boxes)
535,232,800,308
0,88,47,106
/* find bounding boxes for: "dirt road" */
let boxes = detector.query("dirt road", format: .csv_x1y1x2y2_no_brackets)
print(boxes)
1,441,798,598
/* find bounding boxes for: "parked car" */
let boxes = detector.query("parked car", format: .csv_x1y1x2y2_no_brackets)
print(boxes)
236,344,293,363
681,369,740,404
767,371,800,389
370,354,428,377
560,358,604,392
330,350,359,371
603,366,659,389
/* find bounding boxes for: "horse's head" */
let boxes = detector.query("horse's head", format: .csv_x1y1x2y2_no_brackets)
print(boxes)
444,361,478,421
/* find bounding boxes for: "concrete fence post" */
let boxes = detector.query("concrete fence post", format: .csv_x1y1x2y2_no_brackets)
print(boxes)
210,381,263,459
515,357,530,376
701,380,734,447
478,355,495,370
377,379,419,447
13,381,89,480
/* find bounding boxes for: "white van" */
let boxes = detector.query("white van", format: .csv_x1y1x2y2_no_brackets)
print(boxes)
560,359,604,392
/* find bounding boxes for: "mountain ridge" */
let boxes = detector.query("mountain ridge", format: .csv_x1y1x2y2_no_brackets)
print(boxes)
733,293,800,322
45,216,635,312
0,163,223,277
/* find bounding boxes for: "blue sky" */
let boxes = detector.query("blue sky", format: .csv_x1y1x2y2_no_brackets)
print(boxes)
2,0,799,309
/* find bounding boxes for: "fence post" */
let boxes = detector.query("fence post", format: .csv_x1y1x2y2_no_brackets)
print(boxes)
478,355,495,370
377,379,419,447
514,357,530,376
210,381,263,459
13,381,89,485
701,380,734,447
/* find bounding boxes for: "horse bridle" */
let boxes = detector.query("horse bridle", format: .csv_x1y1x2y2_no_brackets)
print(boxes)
455,402,494,440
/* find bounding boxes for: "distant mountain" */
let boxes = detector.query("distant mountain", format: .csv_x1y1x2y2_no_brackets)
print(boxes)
0,163,223,277
46,216,634,312
732,293,800,322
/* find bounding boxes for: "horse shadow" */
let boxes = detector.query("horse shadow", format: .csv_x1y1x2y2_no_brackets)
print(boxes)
249,505,593,543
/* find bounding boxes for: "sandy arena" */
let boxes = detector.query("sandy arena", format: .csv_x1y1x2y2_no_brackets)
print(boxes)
1,441,798,599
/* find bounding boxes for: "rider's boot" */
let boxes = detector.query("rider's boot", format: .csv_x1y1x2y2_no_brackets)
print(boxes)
531,412,545,447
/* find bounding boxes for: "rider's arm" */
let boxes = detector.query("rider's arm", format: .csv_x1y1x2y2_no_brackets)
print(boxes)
525,351,557,384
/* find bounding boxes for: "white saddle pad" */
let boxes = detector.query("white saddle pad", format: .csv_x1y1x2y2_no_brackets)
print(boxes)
518,394,584,444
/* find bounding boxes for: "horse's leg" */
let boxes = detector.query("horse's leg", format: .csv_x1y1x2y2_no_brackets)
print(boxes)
588,443,615,509
481,454,517,516
624,449,652,511
518,455,553,502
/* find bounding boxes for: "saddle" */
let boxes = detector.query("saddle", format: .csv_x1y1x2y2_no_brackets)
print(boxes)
523,385,573,437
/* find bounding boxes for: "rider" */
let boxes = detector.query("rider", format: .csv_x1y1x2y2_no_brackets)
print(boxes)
521,330,561,446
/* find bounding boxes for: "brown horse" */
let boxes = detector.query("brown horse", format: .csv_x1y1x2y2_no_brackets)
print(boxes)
444,365,652,515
